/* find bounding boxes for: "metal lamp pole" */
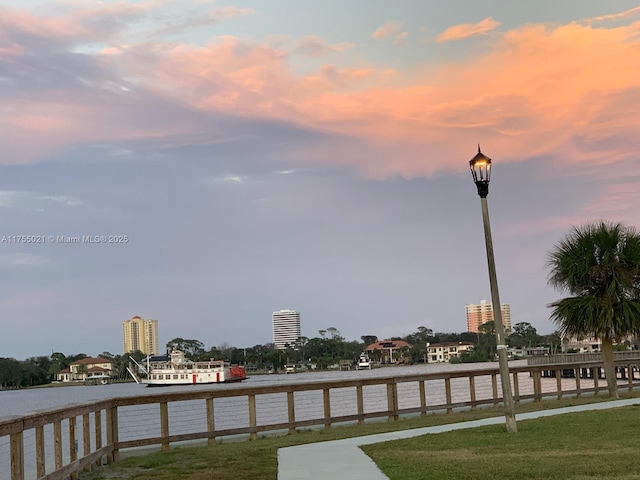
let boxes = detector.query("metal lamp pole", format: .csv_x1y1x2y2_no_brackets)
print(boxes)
469,146,517,433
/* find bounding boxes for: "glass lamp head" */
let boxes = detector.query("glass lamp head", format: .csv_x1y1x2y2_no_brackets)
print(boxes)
469,145,492,198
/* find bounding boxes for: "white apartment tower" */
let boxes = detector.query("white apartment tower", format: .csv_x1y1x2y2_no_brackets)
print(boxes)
465,300,512,334
272,309,301,350
122,316,159,355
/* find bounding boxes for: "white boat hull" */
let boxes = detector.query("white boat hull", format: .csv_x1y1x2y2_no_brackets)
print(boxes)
144,368,246,386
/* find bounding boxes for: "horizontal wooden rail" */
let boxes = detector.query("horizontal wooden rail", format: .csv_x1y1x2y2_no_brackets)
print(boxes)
2,359,639,480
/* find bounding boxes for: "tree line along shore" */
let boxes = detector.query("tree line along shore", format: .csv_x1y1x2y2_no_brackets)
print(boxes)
1,323,564,389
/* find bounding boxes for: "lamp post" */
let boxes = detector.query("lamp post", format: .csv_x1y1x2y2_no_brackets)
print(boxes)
469,145,517,433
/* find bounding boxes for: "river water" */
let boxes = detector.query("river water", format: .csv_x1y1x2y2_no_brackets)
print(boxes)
0,361,525,419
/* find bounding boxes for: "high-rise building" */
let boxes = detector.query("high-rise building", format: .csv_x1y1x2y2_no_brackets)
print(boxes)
465,300,511,334
272,309,301,350
123,316,159,355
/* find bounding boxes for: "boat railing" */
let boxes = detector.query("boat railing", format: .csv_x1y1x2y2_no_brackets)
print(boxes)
2,358,640,480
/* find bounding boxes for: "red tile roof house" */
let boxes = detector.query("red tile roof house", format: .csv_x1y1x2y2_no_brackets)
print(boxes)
55,357,113,382
365,340,412,364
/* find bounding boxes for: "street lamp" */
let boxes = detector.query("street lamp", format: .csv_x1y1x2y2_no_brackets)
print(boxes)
469,145,518,433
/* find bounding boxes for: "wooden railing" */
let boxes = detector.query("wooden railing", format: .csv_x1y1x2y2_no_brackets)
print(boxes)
527,351,640,366
2,359,639,480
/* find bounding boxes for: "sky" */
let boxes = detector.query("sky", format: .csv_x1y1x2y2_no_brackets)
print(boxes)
1,1,640,360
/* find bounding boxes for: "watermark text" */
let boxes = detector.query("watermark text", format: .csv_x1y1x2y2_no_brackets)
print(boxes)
1,235,129,245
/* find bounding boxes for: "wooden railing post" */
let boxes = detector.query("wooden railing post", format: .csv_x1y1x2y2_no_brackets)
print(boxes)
468,376,476,410
69,416,78,480
206,397,215,445
106,405,118,464
555,369,562,400
82,413,91,471
35,425,45,478
444,378,452,414
491,373,498,406
628,364,634,392
248,394,258,439
419,380,427,416
54,420,63,469
593,369,599,395
512,372,520,402
533,370,541,402
95,410,103,467
323,388,331,429
356,385,365,424
386,381,399,421
575,368,581,397
160,402,170,451
287,391,296,434
10,431,24,480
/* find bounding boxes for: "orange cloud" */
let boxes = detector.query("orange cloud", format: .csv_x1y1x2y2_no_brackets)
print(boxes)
584,6,640,25
292,36,355,56
2,5,640,185
436,17,501,42
371,20,408,46
0,2,154,44
371,20,404,39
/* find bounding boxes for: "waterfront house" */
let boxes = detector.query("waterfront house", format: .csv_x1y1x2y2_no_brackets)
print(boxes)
365,339,411,364
56,357,113,382
560,334,635,353
426,342,474,363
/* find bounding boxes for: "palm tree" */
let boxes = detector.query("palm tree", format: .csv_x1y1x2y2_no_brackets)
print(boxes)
547,221,640,399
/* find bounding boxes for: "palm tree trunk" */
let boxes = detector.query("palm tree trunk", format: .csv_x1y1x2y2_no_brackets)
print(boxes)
601,337,619,399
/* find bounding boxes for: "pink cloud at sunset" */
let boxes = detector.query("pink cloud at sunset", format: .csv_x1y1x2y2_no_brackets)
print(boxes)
436,17,501,42
371,20,408,46
120,19,639,176
371,20,405,39
1,4,639,180
583,6,640,25
0,2,152,44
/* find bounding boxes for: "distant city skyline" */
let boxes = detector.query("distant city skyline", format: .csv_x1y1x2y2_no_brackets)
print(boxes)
2,1,640,359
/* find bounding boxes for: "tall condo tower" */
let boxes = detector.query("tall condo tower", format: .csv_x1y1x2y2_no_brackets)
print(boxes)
465,300,511,334
122,316,159,355
272,309,301,350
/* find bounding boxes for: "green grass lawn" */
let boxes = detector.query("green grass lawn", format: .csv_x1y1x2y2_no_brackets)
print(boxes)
362,404,640,480
79,393,639,480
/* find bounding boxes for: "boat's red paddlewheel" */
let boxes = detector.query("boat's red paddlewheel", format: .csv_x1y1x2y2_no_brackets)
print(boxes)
229,366,247,381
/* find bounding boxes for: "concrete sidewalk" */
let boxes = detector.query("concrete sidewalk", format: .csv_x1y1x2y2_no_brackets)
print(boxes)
277,397,640,480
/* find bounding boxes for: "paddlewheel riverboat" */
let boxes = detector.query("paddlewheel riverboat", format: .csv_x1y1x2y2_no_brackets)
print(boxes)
127,348,247,386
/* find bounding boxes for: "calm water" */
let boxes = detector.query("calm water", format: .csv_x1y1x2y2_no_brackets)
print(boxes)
0,361,525,419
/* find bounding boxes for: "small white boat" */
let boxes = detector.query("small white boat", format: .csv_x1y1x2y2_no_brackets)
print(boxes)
127,348,247,386
84,374,111,385
356,354,372,370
